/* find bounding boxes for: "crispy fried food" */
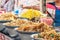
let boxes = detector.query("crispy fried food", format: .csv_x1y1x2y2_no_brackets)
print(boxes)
0,12,17,20
17,23,54,32
33,30,60,40
4,19,27,26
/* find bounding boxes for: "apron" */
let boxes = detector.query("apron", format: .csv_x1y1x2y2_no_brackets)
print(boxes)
48,2,60,27
51,3,60,27
54,6,60,27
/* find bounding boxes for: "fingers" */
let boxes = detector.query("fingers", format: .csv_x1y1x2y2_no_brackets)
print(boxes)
40,18,53,25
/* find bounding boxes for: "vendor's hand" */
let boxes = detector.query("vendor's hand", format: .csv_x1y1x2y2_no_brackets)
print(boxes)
40,17,53,26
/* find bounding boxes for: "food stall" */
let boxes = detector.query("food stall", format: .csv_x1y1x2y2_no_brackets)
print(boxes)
0,0,60,40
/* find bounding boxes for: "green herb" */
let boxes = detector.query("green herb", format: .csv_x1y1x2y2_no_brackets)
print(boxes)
49,34,54,38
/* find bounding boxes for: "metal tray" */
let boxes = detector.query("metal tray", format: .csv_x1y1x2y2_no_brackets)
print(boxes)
16,30,39,34
0,20,11,23
5,26,19,28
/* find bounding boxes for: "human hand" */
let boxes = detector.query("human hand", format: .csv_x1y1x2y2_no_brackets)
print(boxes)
40,17,53,26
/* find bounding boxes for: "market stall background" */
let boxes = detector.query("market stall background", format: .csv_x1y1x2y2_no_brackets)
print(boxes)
0,0,46,40
0,0,60,40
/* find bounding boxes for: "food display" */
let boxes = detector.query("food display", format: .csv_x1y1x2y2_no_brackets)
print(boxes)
16,23,53,33
19,9,46,20
4,19,27,27
31,30,60,40
1,12,60,40
0,11,59,40
0,12,17,21
30,23,60,40
0,9,60,40
1,0,60,40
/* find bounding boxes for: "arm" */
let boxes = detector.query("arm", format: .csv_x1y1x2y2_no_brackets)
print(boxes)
0,0,7,8
22,5,40,10
3,0,15,12
40,17,53,26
